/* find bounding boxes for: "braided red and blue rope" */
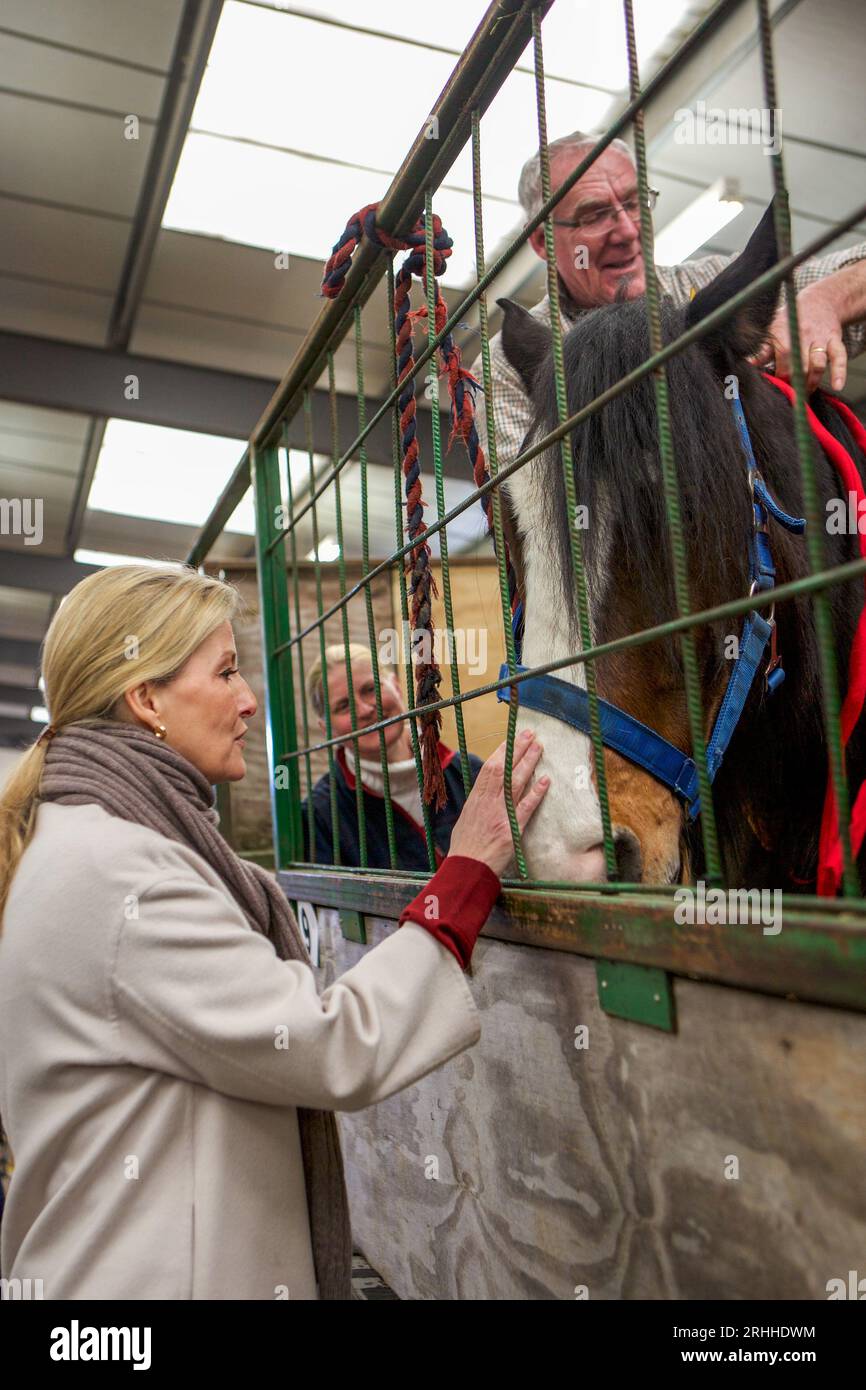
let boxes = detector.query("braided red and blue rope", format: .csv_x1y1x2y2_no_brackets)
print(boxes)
322,203,503,806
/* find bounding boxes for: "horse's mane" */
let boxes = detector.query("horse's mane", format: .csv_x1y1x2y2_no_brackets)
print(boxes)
530,296,760,645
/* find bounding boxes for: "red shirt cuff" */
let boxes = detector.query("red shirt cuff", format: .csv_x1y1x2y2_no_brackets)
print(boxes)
398,855,500,969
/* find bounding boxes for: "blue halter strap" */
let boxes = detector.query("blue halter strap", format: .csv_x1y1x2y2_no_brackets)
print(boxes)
497,392,806,821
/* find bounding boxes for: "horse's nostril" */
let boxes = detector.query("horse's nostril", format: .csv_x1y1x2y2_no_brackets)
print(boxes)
613,827,642,883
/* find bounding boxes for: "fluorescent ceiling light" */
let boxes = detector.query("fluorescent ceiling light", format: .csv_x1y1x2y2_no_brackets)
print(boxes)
30,705,49,724
653,179,743,265
306,536,341,562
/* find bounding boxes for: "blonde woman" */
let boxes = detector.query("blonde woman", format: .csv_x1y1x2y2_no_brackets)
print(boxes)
0,563,548,1300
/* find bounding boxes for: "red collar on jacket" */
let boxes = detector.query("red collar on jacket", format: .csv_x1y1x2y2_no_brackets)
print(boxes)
335,741,454,865
335,740,456,794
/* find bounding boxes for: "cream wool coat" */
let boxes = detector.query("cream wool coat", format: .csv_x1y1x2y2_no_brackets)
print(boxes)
0,802,481,1300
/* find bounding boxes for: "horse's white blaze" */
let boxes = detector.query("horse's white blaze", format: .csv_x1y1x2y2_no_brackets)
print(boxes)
504,448,607,882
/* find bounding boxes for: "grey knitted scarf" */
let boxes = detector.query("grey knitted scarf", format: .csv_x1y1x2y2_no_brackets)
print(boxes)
38,716,352,1301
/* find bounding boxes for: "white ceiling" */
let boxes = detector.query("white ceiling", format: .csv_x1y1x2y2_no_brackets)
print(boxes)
0,0,864,742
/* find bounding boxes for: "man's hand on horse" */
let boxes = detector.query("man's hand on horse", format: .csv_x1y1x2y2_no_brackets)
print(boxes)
751,279,847,394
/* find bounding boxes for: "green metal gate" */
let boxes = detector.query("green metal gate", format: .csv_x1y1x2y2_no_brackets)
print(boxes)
188,0,866,1024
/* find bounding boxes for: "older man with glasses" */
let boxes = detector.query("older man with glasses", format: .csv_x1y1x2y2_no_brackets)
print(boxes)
474,131,866,473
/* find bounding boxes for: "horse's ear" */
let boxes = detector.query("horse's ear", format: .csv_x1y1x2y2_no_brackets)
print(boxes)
497,298,552,394
685,200,780,358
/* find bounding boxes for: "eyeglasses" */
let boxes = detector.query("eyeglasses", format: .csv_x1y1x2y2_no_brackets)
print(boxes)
552,187,659,233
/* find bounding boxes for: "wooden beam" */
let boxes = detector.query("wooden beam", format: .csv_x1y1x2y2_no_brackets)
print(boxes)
277,867,866,1015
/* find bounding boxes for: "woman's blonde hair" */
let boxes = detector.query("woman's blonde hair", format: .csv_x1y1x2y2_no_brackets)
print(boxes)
0,562,242,922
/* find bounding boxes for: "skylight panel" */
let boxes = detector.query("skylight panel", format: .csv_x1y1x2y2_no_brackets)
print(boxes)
88,420,253,531
164,134,391,262
165,133,521,284
537,0,697,91
256,0,483,55
443,69,613,204
167,0,659,274
256,0,694,87
190,2,455,174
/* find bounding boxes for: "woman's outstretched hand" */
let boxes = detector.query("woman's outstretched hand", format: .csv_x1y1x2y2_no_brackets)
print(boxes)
448,729,549,876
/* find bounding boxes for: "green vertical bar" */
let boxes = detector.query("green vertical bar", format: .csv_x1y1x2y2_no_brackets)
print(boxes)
532,12,618,883
755,0,857,897
622,0,723,886
388,258,437,870
471,108,528,879
323,364,369,869
424,188,472,798
252,441,302,868
280,428,317,861
354,307,399,868
303,391,353,867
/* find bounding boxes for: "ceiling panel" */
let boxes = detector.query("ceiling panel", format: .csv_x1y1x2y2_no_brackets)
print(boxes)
321,342,399,402
711,0,864,154
141,231,331,333
0,92,154,216
0,0,184,71
0,401,91,445
0,455,81,493
130,297,308,380
647,0,866,265
164,129,523,287
79,509,254,563
0,499,78,557
0,199,131,293
0,276,111,344
189,4,610,207
0,586,54,639
650,133,865,240
137,232,403,393
0,32,166,116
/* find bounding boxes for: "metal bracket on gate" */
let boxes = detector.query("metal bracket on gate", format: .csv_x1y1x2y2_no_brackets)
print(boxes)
595,960,676,1032
339,908,367,944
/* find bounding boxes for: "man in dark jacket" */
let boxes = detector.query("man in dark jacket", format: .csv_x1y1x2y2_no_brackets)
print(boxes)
300,643,482,870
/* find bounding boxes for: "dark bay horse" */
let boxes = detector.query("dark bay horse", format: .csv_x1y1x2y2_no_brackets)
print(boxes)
496,204,866,889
